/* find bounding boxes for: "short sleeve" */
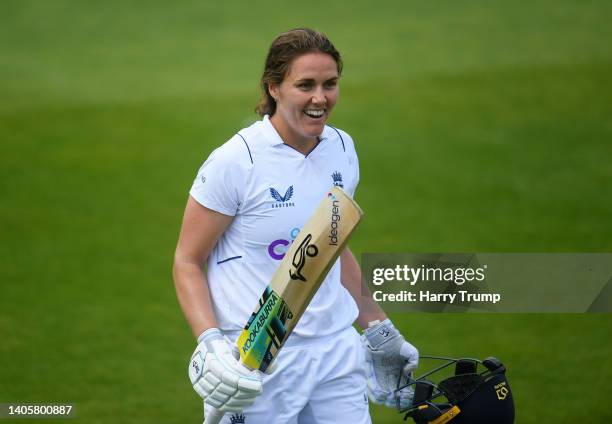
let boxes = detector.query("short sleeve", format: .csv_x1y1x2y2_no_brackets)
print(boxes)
336,129,360,198
189,137,252,216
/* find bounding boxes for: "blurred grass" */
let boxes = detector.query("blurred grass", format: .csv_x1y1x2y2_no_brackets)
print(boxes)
1,1,611,423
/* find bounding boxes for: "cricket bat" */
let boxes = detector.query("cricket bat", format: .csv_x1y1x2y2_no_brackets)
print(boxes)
204,187,363,423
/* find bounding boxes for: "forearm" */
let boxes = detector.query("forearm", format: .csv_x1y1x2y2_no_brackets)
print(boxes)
173,197,234,339
340,248,387,329
173,260,219,338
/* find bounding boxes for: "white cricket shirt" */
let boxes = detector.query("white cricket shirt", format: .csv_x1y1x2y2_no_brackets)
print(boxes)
190,115,360,337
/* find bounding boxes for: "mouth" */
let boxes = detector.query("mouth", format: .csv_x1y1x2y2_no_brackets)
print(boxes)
303,108,326,120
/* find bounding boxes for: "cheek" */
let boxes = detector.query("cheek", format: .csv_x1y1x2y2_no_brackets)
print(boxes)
281,92,304,111
327,90,339,108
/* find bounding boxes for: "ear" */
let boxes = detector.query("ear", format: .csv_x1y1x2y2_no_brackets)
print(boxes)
268,82,279,101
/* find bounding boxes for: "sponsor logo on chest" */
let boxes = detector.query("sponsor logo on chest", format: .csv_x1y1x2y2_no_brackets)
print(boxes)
269,185,295,208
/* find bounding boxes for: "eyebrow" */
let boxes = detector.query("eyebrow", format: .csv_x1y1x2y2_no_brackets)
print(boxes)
294,77,339,83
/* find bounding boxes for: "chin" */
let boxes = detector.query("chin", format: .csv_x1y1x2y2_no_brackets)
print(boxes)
303,123,326,137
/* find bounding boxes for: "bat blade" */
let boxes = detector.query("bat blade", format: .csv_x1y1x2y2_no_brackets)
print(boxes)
237,187,363,371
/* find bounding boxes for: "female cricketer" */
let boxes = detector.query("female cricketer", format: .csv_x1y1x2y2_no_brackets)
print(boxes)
173,28,419,424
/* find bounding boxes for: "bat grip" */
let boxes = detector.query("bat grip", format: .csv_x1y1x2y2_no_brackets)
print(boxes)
203,407,224,424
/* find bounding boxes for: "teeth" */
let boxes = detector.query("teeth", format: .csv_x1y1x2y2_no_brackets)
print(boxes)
305,109,324,118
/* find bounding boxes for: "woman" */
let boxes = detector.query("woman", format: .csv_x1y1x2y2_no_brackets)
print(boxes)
173,28,418,424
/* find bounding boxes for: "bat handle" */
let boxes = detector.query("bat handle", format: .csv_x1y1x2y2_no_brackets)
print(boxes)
203,407,224,424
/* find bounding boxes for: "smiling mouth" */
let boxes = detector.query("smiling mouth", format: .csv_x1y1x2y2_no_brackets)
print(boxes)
304,109,325,119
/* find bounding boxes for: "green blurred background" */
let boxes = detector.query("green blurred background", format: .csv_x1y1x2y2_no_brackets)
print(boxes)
1,0,611,422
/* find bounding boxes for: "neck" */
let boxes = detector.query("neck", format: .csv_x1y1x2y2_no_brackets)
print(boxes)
270,114,318,155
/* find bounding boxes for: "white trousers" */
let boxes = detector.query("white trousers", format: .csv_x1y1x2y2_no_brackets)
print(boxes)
204,326,371,424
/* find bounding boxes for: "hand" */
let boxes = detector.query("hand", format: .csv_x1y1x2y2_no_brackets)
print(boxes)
188,328,263,412
362,319,419,409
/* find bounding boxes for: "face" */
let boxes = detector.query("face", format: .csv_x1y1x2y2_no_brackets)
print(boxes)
269,52,339,147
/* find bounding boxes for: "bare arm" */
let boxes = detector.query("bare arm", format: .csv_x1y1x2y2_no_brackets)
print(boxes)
340,247,387,329
173,196,234,338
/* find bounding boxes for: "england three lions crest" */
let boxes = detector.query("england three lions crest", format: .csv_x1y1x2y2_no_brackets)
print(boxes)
332,171,343,188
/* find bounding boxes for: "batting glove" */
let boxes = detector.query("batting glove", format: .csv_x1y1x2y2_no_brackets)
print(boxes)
362,319,419,409
188,328,263,412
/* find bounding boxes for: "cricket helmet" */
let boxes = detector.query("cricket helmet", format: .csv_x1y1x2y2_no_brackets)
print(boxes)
397,356,515,424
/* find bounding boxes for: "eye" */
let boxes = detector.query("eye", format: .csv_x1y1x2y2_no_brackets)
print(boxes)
324,80,338,89
297,81,313,90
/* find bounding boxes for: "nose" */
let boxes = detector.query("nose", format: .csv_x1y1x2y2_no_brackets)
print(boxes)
311,87,326,105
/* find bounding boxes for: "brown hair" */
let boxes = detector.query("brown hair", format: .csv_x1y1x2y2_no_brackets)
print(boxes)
255,28,343,117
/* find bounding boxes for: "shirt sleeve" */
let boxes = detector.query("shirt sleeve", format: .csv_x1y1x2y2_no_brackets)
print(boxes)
337,129,360,198
189,136,251,216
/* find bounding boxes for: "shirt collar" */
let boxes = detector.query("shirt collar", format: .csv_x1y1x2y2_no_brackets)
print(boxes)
261,115,287,146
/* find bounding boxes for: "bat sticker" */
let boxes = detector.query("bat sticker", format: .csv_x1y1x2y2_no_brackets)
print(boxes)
289,234,319,281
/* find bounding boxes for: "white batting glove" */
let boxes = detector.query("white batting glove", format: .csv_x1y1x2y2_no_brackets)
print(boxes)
362,319,418,409
188,328,263,412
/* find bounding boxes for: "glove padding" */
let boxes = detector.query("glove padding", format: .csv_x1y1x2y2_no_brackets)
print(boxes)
188,328,263,412
362,319,418,409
